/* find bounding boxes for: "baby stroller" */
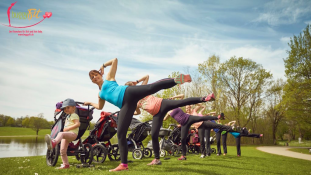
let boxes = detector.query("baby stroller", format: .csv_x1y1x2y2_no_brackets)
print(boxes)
188,129,200,154
46,101,94,166
127,118,153,159
147,124,178,157
206,134,217,155
82,111,119,163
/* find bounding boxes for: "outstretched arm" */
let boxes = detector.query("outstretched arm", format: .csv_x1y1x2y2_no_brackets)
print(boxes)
101,58,118,81
199,105,206,115
169,94,184,100
84,96,105,110
164,110,172,121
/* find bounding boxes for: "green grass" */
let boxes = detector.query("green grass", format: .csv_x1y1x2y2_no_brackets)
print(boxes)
277,140,311,147
0,127,51,137
0,146,310,175
288,148,311,155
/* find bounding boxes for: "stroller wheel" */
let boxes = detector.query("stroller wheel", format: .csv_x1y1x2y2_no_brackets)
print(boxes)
80,143,93,165
171,145,179,157
160,149,166,157
144,148,153,158
212,148,216,154
92,144,108,163
46,144,59,166
108,144,121,161
132,149,143,159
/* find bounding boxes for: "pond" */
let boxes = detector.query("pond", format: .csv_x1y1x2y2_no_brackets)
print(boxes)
0,136,119,158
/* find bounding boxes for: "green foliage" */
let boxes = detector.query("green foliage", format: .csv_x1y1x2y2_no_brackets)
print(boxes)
5,117,15,127
29,113,50,135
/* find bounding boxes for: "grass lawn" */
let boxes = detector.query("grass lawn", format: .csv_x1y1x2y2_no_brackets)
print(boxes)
277,140,311,147
0,146,310,175
288,148,311,155
0,127,51,137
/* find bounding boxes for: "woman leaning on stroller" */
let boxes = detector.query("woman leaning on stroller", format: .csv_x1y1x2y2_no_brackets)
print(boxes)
84,58,192,172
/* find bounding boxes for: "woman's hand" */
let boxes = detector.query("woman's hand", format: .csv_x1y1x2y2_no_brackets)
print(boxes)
63,128,68,132
99,65,104,76
177,124,181,128
84,102,92,106
168,97,174,100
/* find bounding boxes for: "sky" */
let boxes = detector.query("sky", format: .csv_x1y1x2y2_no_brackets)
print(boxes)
0,0,310,121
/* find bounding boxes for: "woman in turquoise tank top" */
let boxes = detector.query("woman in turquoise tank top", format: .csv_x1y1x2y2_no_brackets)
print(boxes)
84,58,192,172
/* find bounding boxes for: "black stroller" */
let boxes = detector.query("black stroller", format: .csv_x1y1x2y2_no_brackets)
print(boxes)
46,101,94,166
82,111,119,163
127,118,153,159
147,124,179,157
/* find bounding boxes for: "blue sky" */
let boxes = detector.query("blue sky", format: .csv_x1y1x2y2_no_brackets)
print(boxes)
0,0,310,121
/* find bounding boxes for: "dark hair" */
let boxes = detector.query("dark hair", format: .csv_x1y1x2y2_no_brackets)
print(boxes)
125,81,133,86
89,70,101,81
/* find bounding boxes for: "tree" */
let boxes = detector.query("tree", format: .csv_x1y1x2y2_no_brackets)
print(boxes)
22,116,30,128
283,24,311,138
5,117,15,127
29,113,48,135
266,79,286,144
217,56,273,126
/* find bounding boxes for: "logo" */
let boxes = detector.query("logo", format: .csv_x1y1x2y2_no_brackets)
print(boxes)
1,1,52,36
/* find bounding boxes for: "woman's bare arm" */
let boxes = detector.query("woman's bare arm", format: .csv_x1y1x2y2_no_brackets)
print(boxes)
199,105,206,115
193,103,202,113
164,110,172,121
138,75,149,85
84,97,105,110
169,94,184,100
103,58,118,81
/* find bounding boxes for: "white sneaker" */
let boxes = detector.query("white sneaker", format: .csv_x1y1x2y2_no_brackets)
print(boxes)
200,154,205,158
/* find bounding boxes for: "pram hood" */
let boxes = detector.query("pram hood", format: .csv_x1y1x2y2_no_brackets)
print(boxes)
129,118,151,130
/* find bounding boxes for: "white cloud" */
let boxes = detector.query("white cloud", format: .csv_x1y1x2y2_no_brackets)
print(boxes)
253,0,311,26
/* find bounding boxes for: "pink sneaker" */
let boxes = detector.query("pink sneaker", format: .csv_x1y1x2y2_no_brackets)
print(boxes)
45,135,56,150
109,164,129,172
174,74,192,84
178,156,187,160
56,164,70,169
260,134,263,137
147,159,162,165
202,93,215,102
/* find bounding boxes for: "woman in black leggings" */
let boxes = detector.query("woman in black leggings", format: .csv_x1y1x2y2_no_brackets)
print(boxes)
125,76,215,165
84,58,191,172
164,108,232,160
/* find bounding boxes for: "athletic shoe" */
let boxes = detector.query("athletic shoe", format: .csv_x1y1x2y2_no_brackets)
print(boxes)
237,155,241,157
217,154,220,156
56,164,70,169
178,156,187,160
218,113,225,120
223,153,226,156
147,159,162,165
45,134,56,150
202,93,215,102
200,154,205,158
260,134,263,137
109,164,128,172
174,74,192,84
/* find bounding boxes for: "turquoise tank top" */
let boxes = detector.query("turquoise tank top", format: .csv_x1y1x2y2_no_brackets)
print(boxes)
229,132,241,138
99,80,128,109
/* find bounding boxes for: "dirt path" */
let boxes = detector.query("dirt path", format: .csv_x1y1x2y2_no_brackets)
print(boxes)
256,146,311,161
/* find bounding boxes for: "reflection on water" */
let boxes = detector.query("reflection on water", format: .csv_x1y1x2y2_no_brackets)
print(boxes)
0,136,119,158
0,137,47,158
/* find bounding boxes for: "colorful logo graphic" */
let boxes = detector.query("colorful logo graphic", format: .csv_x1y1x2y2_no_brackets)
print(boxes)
1,1,52,28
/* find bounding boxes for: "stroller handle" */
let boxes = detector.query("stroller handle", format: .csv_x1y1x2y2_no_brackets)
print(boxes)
75,101,95,111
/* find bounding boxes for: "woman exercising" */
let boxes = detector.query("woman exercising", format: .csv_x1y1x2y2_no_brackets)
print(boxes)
84,58,191,172
125,76,215,165
164,108,236,160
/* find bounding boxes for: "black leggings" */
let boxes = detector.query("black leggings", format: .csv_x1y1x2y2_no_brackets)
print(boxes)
222,132,228,154
180,115,219,156
198,127,206,155
235,133,261,156
151,97,204,159
117,78,177,164
199,121,234,155
204,129,211,155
